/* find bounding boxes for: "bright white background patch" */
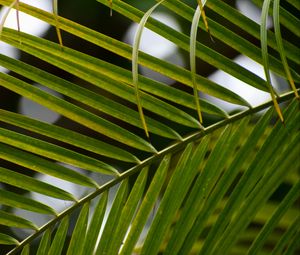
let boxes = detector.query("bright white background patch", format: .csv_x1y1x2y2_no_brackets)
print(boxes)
0,0,52,35
205,55,279,112
123,12,181,59
0,42,18,73
18,84,62,124
237,0,273,27
123,12,184,85
204,0,277,112
0,0,52,72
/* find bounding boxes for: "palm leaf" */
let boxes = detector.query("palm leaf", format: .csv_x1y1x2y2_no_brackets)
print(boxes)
0,0,299,254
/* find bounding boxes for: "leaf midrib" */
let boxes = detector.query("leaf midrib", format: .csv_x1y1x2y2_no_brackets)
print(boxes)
6,90,297,255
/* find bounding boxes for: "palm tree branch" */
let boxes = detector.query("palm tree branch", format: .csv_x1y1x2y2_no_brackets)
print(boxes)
5,89,298,255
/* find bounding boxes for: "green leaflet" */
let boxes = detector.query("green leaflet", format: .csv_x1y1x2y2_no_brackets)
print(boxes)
132,0,166,138
0,49,227,121
0,54,182,141
0,0,18,36
36,230,51,255
247,180,300,255
160,0,300,80
52,0,63,47
0,211,38,230
20,245,30,255
190,2,207,124
0,71,156,154
0,30,202,129
66,203,89,255
0,144,97,190
141,142,206,255
0,189,56,215
179,108,273,254
105,168,148,255
48,217,69,255
272,216,300,255
97,0,299,90
0,233,19,245
0,0,250,107
205,0,300,65
0,109,139,163
82,192,108,255
0,167,76,201
120,155,170,255
198,100,299,255
0,1,298,254
284,229,300,255
260,0,284,122
273,0,299,99
0,126,118,176
214,133,300,254
286,0,300,10
166,118,250,255
253,0,300,37
95,180,129,254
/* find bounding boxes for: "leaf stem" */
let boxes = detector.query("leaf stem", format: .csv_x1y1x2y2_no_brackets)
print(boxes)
6,89,298,255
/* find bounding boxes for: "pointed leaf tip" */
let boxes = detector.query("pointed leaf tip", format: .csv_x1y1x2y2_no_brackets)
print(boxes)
261,0,284,123
0,233,19,245
197,0,213,42
132,0,165,139
191,3,207,124
273,0,299,99
52,0,63,47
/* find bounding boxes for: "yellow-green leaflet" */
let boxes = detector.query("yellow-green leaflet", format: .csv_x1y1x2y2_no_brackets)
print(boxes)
132,0,165,138
0,0,19,37
260,0,284,122
190,0,208,125
52,0,63,46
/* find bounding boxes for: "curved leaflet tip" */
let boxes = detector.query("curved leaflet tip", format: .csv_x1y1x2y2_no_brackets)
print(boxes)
273,0,299,99
0,0,19,38
15,0,20,31
261,0,284,122
190,0,208,126
132,0,165,139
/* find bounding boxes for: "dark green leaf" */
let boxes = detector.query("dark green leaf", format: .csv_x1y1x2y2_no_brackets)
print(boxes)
66,203,89,255
83,192,108,255
36,230,51,255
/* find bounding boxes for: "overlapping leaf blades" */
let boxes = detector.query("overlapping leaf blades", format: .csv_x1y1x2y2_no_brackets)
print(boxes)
3,98,299,255
0,0,299,254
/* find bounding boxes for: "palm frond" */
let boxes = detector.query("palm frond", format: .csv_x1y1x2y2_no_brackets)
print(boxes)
0,0,299,254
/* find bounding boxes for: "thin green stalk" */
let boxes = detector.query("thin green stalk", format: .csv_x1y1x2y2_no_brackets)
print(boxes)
132,0,165,138
190,1,207,125
261,0,284,122
52,0,63,46
0,0,18,37
273,0,299,99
